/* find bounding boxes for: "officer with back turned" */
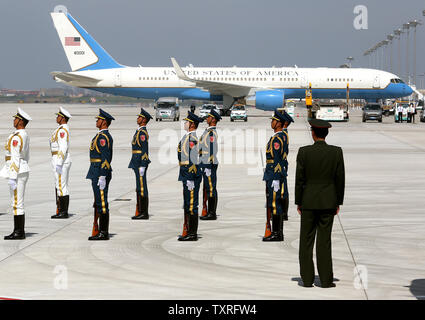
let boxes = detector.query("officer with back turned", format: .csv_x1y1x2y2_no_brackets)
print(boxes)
295,119,345,288
87,109,114,241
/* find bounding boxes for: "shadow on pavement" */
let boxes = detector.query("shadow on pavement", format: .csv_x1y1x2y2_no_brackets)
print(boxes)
408,279,425,300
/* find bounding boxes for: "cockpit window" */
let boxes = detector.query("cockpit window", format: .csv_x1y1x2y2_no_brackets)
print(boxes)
390,78,405,84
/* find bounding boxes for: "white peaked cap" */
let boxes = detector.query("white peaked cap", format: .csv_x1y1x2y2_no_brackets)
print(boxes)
16,108,32,121
57,106,72,118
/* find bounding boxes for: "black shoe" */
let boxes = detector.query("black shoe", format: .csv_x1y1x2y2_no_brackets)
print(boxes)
51,212,69,219
262,232,282,242
88,231,109,241
178,234,198,241
4,231,25,240
303,283,314,288
4,215,25,240
321,283,336,288
131,213,149,220
199,213,216,220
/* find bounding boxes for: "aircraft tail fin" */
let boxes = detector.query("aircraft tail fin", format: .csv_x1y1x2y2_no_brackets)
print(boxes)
50,11,123,71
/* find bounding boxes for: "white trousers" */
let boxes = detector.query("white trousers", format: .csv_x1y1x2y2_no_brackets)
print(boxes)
54,162,71,197
9,172,29,216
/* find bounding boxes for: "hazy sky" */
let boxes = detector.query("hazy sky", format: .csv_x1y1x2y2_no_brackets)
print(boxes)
0,0,424,89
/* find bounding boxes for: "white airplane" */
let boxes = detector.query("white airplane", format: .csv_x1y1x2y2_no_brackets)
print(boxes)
50,11,413,111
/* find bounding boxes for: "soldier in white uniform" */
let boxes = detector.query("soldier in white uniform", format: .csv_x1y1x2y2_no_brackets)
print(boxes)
0,108,31,240
50,107,72,219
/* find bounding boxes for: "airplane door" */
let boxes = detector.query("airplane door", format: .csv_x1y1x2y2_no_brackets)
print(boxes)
373,75,380,88
114,70,122,87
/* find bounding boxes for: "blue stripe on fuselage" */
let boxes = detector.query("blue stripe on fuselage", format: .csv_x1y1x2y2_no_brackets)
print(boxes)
86,87,223,101
84,83,411,105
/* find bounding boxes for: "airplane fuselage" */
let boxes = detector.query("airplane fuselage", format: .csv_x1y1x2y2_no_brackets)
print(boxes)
67,67,412,109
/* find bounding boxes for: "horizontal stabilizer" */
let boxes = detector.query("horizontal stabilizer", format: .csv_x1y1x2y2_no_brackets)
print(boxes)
51,71,101,86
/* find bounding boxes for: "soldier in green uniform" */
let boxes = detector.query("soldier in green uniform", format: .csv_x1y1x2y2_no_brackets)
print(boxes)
129,108,152,220
262,110,292,242
177,111,203,241
295,119,345,288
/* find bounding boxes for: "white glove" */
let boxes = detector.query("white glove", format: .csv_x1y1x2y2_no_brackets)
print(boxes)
8,179,17,191
139,167,146,177
204,168,211,177
97,176,106,190
56,165,63,175
272,180,280,193
186,180,195,191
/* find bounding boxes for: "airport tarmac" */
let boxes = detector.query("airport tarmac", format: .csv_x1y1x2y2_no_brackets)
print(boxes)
0,103,424,300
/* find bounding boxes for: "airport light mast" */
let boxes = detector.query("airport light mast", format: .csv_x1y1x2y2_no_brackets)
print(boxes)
394,29,403,78
409,20,421,87
346,56,354,68
402,22,410,83
387,34,394,73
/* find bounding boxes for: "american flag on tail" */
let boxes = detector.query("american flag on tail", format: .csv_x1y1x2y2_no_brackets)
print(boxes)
65,37,80,46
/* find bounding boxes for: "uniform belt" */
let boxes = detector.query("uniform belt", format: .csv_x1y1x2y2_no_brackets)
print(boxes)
132,150,142,154
179,161,189,166
90,158,102,163
51,151,58,155
266,160,274,164
5,156,11,161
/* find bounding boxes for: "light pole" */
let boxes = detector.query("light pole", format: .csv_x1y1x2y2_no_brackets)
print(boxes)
403,22,410,83
382,40,389,71
346,56,354,68
409,20,421,87
394,29,403,78
387,34,394,73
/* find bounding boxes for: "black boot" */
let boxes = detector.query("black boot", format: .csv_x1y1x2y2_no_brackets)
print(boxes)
51,189,60,218
200,196,217,220
88,213,109,240
4,215,25,240
278,215,284,241
179,213,198,241
52,196,69,219
282,197,289,221
132,195,149,220
263,215,282,242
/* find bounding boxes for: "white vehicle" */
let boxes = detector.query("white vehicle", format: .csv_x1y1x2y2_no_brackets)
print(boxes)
316,106,345,121
199,104,220,118
155,97,180,121
50,10,413,111
230,105,247,122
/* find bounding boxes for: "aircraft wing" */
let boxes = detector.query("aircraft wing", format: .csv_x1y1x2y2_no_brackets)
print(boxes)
51,71,101,86
171,58,267,97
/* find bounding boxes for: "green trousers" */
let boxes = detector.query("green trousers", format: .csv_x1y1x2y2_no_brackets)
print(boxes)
299,209,335,286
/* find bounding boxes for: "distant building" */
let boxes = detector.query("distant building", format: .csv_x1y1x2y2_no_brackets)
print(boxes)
0,89,39,97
